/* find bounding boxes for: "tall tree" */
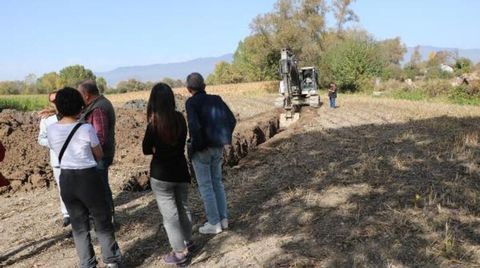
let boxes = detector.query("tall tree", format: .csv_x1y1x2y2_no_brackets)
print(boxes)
333,0,358,34
37,72,60,93
0,81,24,95
378,37,407,65
409,46,422,68
58,65,96,88
24,73,38,94
96,77,108,93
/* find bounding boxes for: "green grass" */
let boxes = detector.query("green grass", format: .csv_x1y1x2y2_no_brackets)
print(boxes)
0,95,48,111
448,95,480,105
377,88,480,106
386,89,429,101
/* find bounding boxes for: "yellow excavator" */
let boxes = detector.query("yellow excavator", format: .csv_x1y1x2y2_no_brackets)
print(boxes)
275,48,320,128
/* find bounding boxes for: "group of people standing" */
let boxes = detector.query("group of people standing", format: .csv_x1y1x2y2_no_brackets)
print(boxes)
38,72,236,267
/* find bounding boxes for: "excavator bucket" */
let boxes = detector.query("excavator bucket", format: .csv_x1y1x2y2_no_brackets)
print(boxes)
279,112,300,128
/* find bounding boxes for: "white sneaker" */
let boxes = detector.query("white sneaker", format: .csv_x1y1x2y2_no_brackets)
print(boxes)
199,222,222,234
221,219,228,229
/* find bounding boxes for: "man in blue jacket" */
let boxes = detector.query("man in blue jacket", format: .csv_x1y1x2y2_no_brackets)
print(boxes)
185,72,236,234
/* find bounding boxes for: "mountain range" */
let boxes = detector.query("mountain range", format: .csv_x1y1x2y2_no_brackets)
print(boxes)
403,46,480,64
97,46,480,86
96,54,233,86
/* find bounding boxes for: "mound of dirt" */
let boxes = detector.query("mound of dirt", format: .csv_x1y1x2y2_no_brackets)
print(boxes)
0,95,279,194
0,109,51,193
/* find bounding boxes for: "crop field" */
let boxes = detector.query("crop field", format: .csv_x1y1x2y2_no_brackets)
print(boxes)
0,95,48,112
1,82,480,267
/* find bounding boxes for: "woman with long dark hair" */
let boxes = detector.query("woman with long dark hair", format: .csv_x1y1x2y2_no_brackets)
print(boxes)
142,83,194,265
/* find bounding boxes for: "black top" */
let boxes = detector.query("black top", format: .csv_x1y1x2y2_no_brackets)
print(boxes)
142,112,191,183
185,91,236,155
328,89,337,98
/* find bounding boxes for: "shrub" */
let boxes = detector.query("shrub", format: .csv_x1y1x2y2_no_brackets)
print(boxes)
375,79,408,92
389,88,428,101
321,37,384,92
417,79,453,97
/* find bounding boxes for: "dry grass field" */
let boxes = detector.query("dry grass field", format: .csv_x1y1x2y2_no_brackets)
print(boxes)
108,81,278,120
1,82,480,267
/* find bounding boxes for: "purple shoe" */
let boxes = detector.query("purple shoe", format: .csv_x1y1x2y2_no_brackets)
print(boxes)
163,251,187,265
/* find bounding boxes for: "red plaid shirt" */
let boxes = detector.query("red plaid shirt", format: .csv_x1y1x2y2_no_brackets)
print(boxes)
86,108,109,146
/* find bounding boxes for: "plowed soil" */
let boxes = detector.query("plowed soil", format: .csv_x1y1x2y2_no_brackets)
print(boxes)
1,93,480,267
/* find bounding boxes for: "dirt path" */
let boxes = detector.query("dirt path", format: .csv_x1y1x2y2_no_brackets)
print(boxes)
2,96,480,267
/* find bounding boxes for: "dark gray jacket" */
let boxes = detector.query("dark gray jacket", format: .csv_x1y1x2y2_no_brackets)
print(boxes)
79,95,116,165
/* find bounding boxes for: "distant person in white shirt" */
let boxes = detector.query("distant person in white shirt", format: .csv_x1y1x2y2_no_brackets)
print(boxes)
47,87,122,268
37,91,70,227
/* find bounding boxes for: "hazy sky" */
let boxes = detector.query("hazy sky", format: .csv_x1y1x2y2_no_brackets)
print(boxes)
1,0,479,80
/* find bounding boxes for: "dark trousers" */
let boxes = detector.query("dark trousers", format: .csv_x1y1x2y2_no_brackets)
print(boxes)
97,160,114,216
60,168,121,268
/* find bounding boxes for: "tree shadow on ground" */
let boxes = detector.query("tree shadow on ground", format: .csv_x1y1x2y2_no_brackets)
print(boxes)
199,115,480,267
115,187,214,267
0,231,72,266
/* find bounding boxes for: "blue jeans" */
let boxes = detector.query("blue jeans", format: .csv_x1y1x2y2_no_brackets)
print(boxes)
191,147,228,225
329,97,336,108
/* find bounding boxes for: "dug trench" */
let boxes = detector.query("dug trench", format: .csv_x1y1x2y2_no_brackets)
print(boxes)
0,96,282,195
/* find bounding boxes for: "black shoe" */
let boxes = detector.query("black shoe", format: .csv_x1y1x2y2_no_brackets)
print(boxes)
62,217,71,227
185,241,199,257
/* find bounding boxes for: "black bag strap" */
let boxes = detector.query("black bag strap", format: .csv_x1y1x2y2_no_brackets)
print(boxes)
58,123,83,164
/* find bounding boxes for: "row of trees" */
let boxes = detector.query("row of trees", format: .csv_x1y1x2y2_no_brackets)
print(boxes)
0,65,185,95
114,78,184,93
207,0,478,91
0,65,107,95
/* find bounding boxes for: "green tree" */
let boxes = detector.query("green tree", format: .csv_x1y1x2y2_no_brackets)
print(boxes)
0,81,24,95
403,46,423,80
377,37,407,80
454,57,473,75
116,79,148,93
161,77,184,88
96,77,108,93
426,50,454,68
207,61,244,85
321,36,384,91
37,72,61,93
378,37,407,65
232,36,279,81
58,65,96,88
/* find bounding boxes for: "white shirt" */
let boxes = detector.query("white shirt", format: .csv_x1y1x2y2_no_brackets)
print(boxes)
47,122,100,169
38,114,60,167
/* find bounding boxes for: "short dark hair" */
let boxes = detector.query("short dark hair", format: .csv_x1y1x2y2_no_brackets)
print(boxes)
186,72,205,91
55,87,85,116
78,80,99,96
